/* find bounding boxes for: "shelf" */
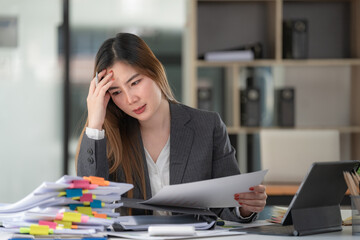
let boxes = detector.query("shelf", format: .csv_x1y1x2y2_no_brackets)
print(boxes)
197,59,360,68
227,126,360,134
266,184,351,196
265,184,299,196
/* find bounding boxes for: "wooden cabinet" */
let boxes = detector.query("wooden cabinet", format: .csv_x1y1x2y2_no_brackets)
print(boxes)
183,0,360,164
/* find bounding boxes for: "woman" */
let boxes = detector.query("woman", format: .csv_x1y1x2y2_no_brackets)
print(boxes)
76,33,266,222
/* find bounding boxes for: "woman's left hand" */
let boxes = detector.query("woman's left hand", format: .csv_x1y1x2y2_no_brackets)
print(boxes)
234,185,267,217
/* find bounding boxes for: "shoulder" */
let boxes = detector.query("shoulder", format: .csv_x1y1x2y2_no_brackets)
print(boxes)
170,102,221,123
170,102,224,131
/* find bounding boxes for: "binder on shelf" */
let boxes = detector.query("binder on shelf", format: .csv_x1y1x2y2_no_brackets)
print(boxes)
276,88,295,127
283,19,308,59
197,82,213,111
240,87,261,127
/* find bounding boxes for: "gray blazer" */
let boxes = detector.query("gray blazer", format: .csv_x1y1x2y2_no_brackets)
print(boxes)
77,102,256,222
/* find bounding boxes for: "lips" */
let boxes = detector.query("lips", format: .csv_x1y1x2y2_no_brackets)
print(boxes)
133,104,146,114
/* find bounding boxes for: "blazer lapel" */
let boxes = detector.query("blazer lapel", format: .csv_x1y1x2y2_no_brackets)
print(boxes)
169,103,194,185
138,132,152,199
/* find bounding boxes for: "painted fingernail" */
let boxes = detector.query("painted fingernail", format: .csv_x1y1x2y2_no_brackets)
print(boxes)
234,194,239,197
249,187,254,191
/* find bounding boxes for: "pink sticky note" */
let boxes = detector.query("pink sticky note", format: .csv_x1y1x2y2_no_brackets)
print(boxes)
71,180,90,189
80,193,93,202
81,215,89,223
39,220,57,229
55,213,63,220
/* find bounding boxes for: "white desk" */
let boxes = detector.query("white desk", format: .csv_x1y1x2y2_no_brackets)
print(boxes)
0,227,357,240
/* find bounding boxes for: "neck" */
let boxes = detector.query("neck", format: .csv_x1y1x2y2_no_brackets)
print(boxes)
139,99,170,133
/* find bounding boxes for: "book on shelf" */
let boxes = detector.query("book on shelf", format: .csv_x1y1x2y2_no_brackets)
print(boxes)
200,42,263,62
204,50,254,62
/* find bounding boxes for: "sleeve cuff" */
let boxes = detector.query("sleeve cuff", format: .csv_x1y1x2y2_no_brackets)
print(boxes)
235,207,257,221
85,127,105,140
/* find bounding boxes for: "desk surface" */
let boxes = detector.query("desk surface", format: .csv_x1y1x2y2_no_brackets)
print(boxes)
0,226,357,240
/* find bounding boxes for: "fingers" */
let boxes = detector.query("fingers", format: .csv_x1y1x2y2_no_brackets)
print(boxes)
94,70,113,96
251,185,266,193
233,184,268,213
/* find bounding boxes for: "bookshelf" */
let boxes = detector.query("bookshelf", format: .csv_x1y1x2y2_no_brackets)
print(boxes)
183,0,360,198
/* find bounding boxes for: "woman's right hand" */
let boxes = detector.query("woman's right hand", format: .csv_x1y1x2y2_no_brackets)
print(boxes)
87,69,114,130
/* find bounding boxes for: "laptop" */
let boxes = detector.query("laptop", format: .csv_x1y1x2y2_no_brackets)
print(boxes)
231,160,360,236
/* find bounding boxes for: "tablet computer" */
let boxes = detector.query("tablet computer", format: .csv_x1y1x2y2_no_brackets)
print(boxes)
235,160,360,236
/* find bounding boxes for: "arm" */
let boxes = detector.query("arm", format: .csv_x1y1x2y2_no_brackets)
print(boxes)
77,69,114,178
77,133,109,179
210,113,266,222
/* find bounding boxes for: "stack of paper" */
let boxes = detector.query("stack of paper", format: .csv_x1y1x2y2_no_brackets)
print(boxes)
0,175,133,236
268,206,288,224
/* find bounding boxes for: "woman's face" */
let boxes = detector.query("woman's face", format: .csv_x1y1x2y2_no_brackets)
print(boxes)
107,61,164,123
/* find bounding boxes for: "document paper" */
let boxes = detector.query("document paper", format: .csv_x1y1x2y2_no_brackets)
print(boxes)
143,170,268,208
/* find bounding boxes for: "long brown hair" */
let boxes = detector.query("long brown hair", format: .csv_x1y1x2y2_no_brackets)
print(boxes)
75,33,177,199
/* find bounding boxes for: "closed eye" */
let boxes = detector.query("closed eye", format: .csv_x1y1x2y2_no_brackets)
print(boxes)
111,91,121,96
131,79,142,86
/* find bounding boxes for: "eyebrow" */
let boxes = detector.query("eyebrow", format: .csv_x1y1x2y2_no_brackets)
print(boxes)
108,73,140,92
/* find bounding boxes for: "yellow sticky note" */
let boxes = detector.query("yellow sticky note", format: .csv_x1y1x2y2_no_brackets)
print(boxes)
58,191,66,197
77,206,93,216
30,224,49,235
54,220,72,229
63,212,82,223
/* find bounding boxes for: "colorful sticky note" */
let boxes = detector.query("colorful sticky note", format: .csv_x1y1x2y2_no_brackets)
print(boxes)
69,204,83,211
81,215,90,223
77,206,93,216
90,199,102,208
58,191,66,197
71,180,90,189
54,220,72,229
83,176,109,186
80,193,93,202
63,212,82,223
38,220,57,229
93,213,107,219
29,224,50,235
66,188,83,198
19,227,30,234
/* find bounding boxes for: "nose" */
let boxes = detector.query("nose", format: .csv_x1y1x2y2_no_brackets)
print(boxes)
124,90,138,104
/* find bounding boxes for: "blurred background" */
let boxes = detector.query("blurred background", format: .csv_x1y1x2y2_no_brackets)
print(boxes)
0,0,359,207
0,0,185,203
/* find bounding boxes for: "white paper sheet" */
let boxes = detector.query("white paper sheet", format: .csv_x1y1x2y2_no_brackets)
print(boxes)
143,170,268,208
108,229,246,240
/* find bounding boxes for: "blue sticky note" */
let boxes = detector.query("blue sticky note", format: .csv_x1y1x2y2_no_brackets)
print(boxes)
66,188,83,198
90,199,102,208
69,203,83,210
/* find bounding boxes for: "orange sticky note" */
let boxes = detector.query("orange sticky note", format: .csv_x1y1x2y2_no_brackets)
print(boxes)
83,176,109,186
93,213,107,219
30,224,50,235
